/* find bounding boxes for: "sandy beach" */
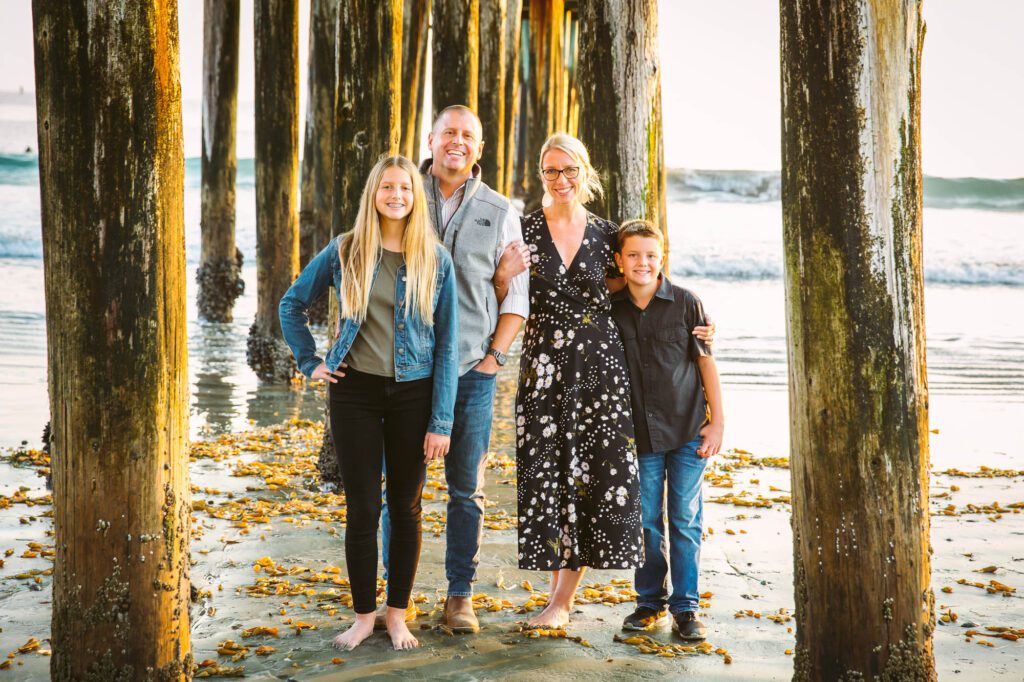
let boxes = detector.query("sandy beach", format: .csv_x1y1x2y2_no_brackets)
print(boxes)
0,192,1020,680
2,349,1022,680
0,1,1022,676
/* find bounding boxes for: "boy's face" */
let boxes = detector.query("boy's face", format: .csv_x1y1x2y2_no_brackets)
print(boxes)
615,235,664,287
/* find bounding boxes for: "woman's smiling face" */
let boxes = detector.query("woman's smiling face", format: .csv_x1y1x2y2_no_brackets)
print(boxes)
540,148,580,205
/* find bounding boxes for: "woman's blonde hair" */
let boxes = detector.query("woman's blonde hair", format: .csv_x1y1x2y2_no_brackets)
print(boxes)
338,155,439,325
538,132,603,205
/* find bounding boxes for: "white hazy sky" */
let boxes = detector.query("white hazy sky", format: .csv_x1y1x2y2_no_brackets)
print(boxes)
1,1,1021,177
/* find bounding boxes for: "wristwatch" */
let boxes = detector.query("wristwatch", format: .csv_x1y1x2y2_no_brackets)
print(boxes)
487,347,507,366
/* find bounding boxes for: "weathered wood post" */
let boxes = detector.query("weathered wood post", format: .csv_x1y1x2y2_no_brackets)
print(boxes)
400,0,431,161
248,0,300,381
561,9,580,137
298,0,338,326
431,0,480,113
577,0,665,234
780,1,934,679
300,0,338,269
478,0,507,188
318,0,403,483
333,0,403,236
501,0,523,197
31,1,192,678
522,0,564,210
198,0,244,323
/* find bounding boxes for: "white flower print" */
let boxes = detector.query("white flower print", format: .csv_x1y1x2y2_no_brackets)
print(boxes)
515,210,642,573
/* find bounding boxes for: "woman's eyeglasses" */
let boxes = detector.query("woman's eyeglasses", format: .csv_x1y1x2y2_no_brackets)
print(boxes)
541,166,580,181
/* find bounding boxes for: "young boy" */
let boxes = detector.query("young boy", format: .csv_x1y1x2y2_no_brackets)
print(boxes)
610,220,724,640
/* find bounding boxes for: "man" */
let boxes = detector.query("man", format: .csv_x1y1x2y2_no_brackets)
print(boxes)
382,105,530,633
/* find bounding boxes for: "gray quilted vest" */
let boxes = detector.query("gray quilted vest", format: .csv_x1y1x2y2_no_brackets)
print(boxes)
421,161,511,375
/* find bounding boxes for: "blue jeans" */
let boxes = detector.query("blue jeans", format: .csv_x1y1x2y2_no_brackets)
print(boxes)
635,438,708,614
382,368,496,596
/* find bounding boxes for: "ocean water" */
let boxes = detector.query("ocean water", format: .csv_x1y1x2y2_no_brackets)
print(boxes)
0,90,1022,472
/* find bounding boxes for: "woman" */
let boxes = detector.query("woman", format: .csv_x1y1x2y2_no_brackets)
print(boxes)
279,156,459,651
515,133,643,628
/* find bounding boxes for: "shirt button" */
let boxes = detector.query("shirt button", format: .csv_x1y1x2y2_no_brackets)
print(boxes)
401,276,407,282
398,348,405,354
398,323,405,330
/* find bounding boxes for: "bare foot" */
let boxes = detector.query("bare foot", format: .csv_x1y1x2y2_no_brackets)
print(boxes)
385,606,419,650
333,613,375,650
526,603,570,629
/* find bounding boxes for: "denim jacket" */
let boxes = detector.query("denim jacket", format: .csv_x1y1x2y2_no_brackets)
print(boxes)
278,238,459,436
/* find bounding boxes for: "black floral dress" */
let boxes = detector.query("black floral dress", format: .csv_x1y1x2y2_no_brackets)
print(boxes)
515,209,643,571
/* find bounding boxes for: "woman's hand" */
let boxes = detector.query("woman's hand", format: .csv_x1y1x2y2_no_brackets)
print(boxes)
494,240,531,287
311,362,347,383
423,432,451,462
697,421,723,458
692,315,717,346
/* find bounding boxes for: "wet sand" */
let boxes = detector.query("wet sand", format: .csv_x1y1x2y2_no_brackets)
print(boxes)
2,357,1023,681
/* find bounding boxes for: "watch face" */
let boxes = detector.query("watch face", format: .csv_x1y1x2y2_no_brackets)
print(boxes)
490,349,506,365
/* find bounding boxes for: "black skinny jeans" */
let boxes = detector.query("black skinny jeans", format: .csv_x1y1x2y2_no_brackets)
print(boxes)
329,368,432,613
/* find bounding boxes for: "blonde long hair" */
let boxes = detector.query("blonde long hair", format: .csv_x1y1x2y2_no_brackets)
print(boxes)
338,156,439,325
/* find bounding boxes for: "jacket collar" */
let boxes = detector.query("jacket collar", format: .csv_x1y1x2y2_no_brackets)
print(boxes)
419,158,483,204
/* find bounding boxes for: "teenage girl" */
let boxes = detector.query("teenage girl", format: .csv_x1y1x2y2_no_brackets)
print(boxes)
279,155,459,650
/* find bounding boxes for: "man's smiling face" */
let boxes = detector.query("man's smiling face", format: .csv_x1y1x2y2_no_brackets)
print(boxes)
428,108,484,176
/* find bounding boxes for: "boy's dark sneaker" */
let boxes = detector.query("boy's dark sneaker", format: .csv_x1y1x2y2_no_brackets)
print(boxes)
622,606,671,631
673,611,707,640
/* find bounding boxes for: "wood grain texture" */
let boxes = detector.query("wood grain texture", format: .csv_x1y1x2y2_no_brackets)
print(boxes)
577,0,665,234
400,0,431,161
478,0,507,189
299,0,338,270
780,1,934,678
333,0,402,237
501,0,523,197
522,0,564,211
432,0,480,114
249,0,300,380
31,1,192,678
199,0,243,322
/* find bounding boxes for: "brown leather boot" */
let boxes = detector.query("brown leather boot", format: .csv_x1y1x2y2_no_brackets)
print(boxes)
443,596,480,633
373,599,417,631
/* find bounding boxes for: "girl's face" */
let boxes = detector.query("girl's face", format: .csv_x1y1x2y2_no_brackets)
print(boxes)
375,166,415,222
540,148,581,205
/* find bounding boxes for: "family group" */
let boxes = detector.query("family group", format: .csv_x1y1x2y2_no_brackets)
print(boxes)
278,105,724,651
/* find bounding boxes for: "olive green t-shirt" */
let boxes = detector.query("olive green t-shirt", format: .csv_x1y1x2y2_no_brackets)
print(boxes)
346,249,403,377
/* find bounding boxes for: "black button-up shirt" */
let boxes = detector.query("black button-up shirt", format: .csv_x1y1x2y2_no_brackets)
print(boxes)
610,276,712,455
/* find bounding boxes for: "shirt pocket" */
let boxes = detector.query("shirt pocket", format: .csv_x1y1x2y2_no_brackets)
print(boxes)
655,325,691,366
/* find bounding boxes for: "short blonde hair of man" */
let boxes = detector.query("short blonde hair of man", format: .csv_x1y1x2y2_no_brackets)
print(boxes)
538,132,603,205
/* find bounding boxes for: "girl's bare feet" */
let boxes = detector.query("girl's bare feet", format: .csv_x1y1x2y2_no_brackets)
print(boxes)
526,602,571,628
385,605,419,650
333,613,375,650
